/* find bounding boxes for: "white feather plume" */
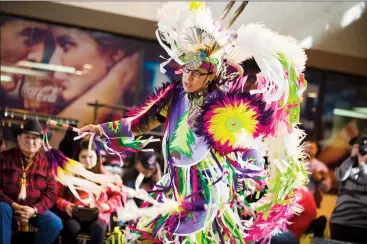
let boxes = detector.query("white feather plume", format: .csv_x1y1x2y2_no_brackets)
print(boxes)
230,23,306,72
156,3,307,106
156,2,228,72
265,126,307,181
57,171,105,201
228,23,307,103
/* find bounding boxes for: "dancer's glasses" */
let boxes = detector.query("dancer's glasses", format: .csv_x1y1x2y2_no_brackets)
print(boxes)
182,65,212,78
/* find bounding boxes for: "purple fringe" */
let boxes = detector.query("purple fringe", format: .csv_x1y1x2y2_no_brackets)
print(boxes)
126,81,183,131
45,148,69,175
213,218,225,244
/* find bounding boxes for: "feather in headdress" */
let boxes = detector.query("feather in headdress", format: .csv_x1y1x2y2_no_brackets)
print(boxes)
229,23,307,103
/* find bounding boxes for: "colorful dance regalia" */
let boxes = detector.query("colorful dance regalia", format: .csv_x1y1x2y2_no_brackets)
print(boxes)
97,2,309,243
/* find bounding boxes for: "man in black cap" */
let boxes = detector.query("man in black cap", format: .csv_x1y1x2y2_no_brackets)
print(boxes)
122,151,162,206
0,120,63,244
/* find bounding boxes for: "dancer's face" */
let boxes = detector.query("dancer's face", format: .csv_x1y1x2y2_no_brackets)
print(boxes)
182,65,213,93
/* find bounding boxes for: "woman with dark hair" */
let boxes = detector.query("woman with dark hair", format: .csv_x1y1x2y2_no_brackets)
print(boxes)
123,151,162,207
56,140,123,244
329,136,367,243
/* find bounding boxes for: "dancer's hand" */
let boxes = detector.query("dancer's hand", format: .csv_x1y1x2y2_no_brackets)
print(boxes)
79,124,101,134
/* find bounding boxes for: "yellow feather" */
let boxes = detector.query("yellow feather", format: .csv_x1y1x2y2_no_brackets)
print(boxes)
208,103,258,146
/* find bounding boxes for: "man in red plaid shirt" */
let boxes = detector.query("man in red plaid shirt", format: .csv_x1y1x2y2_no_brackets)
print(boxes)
0,120,63,244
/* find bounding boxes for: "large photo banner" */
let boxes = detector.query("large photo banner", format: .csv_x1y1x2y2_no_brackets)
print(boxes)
0,14,179,126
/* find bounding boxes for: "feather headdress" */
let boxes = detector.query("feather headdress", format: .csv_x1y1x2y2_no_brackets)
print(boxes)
156,1,307,105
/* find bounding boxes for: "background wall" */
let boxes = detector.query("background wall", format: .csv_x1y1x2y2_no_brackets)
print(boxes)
2,1,367,76
1,1,366,165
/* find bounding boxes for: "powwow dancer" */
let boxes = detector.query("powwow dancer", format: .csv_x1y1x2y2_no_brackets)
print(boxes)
80,1,309,243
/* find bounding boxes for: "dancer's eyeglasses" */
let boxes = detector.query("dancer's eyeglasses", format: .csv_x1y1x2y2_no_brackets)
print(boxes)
182,66,212,78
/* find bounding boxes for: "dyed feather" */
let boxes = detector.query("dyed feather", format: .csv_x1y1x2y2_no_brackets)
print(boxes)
45,148,118,200
156,2,229,73
56,169,105,201
257,126,308,222
126,81,180,131
229,23,307,104
195,89,273,155
246,195,301,244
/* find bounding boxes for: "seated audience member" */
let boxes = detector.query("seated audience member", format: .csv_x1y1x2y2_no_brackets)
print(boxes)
304,139,331,207
270,186,317,244
103,160,124,178
329,136,367,244
1,126,18,151
56,140,123,244
0,120,63,244
59,129,80,158
123,151,162,206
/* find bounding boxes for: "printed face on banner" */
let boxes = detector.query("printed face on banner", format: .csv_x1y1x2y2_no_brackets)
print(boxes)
0,14,178,125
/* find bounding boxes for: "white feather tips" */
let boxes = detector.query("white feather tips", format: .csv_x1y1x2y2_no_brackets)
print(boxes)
231,23,307,72
156,4,307,105
227,23,307,103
